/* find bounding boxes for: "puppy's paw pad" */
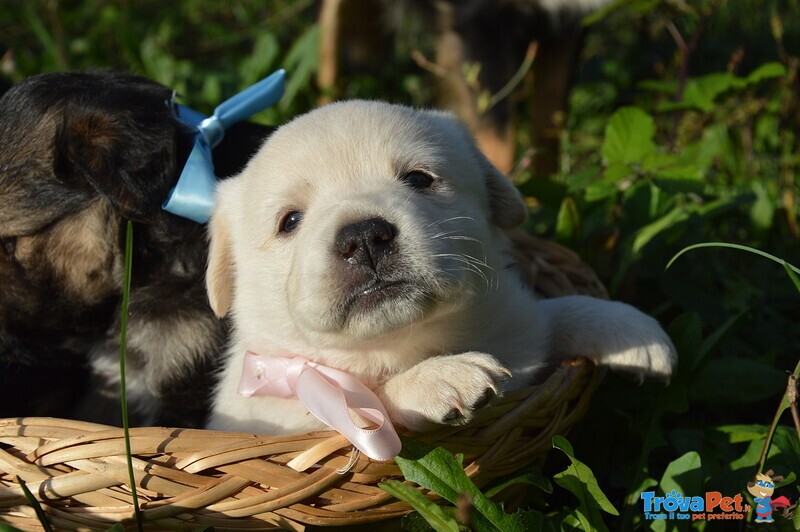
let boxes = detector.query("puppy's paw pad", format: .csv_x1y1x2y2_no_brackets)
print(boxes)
380,352,509,431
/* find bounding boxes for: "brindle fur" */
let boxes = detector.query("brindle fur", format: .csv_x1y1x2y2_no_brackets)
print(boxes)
0,72,273,427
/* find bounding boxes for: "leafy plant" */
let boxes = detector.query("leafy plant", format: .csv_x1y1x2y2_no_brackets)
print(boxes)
382,436,618,531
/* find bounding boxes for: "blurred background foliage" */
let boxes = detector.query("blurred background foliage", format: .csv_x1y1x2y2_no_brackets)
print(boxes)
1,0,799,528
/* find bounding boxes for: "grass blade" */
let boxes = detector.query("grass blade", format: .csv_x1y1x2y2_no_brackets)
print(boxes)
666,242,800,276
782,262,800,294
15,476,53,532
120,221,144,531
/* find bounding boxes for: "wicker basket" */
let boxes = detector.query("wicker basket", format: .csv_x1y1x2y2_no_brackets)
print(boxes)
0,231,607,531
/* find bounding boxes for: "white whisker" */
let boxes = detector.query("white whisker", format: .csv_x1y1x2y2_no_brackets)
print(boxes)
425,216,478,229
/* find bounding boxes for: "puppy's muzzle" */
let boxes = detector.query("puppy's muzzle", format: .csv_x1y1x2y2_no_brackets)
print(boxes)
335,217,397,271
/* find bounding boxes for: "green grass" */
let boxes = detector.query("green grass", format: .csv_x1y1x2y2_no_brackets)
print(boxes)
119,221,144,531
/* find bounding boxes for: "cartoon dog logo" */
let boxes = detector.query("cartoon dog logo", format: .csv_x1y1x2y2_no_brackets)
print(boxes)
747,470,791,523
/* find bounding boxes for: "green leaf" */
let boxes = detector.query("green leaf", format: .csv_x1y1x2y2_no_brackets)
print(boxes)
631,207,688,254
604,162,634,182
582,162,633,201
653,164,703,181
744,62,787,84
584,178,619,202
106,525,126,532
565,166,601,195
656,64,786,113
627,476,658,507
556,197,581,244
559,511,584,530
652,163,704,193
658,73,738,112
716,424,768,444
552,436,618,532
686,123,728,171
750,181,774,230
641,154,704,194
380,480,459,532
395,438,529,532
659,452,702,504
730,437,766,471
602,107,657,164
641,153,680,172
395,439,464,504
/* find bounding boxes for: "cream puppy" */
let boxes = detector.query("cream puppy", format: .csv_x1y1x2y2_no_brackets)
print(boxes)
206,101,676,434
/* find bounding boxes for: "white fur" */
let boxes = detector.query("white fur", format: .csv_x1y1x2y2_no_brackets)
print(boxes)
205,101,676,434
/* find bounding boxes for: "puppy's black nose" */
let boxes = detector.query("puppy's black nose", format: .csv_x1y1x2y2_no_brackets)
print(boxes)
335,217,397,268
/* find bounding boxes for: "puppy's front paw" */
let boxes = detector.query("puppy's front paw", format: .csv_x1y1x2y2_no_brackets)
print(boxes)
379,353,510,431
591,306,677,382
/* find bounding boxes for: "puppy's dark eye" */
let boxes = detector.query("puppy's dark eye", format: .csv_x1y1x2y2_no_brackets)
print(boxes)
0,237,16,257
279,211,304,234
400,171,434,190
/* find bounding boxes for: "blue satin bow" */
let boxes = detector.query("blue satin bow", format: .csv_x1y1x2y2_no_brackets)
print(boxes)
163,69,286,223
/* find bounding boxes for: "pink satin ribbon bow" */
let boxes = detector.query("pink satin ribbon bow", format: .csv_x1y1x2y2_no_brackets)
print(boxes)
237,352,401,461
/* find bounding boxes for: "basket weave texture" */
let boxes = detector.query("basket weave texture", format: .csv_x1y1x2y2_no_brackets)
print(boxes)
0,231,607,531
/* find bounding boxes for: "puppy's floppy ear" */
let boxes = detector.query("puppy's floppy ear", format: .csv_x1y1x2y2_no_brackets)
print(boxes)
444,113,526,229
206,185,236,317
474,146,527,229
53,98,178,220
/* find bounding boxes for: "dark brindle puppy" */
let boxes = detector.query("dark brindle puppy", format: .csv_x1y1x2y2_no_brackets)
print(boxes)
0,72,273,427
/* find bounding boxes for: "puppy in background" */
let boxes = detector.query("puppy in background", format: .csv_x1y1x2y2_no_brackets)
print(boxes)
206,101,675,434
319,0,614,175
0,72,272,427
